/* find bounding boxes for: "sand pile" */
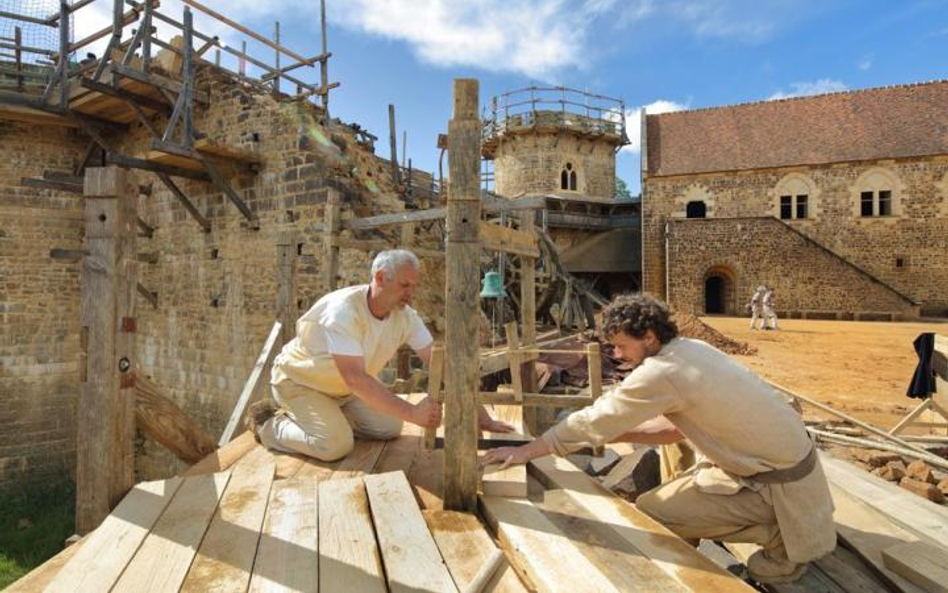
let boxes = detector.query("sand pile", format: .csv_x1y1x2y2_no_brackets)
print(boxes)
673,312,757,356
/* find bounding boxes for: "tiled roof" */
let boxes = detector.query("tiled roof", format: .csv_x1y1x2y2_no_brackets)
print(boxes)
645,80,948,177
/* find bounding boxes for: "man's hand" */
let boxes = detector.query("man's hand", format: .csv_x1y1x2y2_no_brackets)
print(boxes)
479,417,516,434
481,445,534,470
409,396,442,428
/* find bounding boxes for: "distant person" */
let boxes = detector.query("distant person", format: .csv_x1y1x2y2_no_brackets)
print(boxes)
763,287,779,330
484,293,836,584
748,285,766,329
251,249,512,461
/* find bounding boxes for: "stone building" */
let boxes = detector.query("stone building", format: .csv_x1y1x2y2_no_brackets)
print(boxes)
641,80,948,319
482,86,640,297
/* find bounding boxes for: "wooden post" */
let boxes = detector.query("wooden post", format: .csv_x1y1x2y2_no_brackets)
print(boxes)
319,0,329,113
423,345,444,450
505,322,523,403
322,188,340,292
14,26,23,92
519,211,542,435
443,79,481,511
587,341,603,456
76,167,138,535
388,104,400,186
273,21,281,95
275,231,297,346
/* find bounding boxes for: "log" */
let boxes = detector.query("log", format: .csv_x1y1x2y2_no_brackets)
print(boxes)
133,373,217,464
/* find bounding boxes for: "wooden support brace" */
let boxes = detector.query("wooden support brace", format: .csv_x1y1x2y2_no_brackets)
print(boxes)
133,373,217,463
219,320,283,446
423,344,444,450
195,156,259,228
275,231,297,347
136,282,158,309
156,172,211,233
504,322,523,403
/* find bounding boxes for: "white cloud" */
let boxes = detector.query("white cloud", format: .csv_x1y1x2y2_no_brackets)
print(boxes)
622,99,689,153
331,0,592,80
858,54,873,71
616,0,802,43
768,79,847,100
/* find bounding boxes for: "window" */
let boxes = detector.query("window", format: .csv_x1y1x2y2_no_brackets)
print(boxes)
686,200,707,218
780,194,808,220
860,189,893,217
560,163,577,191
796,195,808,219
861,191,874,217
780,196,792,219
895,257,905,268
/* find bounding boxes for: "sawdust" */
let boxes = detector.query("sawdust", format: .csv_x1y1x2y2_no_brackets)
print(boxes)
672,312,757,356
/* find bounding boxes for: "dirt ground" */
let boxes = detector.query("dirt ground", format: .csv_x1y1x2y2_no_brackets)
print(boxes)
701,316,948,430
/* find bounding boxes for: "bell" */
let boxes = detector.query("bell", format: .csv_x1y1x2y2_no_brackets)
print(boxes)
479,270,507,299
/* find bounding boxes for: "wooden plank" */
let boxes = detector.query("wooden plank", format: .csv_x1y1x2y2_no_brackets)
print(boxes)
504,323,524,403
601,446,650,489
248,477,319,593
882,541,948,593
145,148,206,170
365,472,458,592
4,536,86,592
443,79,482,512
424,344,445,449
328,438,388,479
318,477,386,593
725,542,849,593
481,406,528,498
817,547,893,593
45,478,183,592
181,449,276,592
478,495,619,592
195,138,263,165
76,167,137,534
219,321,283,446
479,348,539,376
822,453,948,549
424,510,527,593
829,482,926,593
534,487,690,592
112,472,231,592
134,373,217,463
529,455,753,592
479,222,539,258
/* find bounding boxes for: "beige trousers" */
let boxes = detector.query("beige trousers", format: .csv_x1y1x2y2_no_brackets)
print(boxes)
636,468,786,558
258,380,403,461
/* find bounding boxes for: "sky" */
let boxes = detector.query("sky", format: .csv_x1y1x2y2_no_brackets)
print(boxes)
69,0,948,195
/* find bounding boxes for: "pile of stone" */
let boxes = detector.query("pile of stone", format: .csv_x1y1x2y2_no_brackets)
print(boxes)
856,449,948,503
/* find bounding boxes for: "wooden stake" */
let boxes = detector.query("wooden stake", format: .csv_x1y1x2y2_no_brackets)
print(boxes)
443,78,481,511
275,231,297,346
424,345,444,450
505,322,523,403
76,166,137,535
587,342,603,456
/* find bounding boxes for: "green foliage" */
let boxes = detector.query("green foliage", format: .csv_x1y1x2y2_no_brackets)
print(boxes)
0,478,75,589
615,176,632,199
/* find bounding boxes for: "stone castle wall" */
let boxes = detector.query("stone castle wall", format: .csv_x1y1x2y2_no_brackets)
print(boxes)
0,65,446,486
643,157,948,315
666,218,918,319
0,122,88,492
492,133,616,199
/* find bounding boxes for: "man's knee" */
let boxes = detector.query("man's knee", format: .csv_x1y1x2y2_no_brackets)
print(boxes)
356,416,404,440
311,430,355,462
635,487,663,520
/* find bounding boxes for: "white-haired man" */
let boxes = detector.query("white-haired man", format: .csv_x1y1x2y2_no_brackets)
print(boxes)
254,249,513,461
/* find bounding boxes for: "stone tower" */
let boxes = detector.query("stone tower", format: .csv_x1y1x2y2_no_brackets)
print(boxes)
481,86,629,200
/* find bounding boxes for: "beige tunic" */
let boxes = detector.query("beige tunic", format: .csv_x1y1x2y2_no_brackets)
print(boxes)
542,337,836,563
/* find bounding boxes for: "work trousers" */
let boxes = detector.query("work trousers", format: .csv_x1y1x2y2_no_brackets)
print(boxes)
258,380,403,461
636,468,786,559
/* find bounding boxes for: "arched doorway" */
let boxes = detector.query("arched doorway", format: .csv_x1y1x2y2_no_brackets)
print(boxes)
703,266,736,315
686,200,707,218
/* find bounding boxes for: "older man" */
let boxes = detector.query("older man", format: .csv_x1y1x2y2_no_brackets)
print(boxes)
255,249,512,461
484,293,835,584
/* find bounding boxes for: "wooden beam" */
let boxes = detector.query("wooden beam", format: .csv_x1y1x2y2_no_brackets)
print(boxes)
155,172,211,233
77,77,172,115
881,542,948,593
519,211,540,435
76,166,137,535
478,392,592,407
181,431,256,477
110,62,209,103
364,472,458,592
219,321,283,446
106,151,210,181
344,207,449,230
323,188,341,291
196,156,259,227
133,373,217,464
504,322,523,403
276,231,297,347
480,405,528,498
443,79,482,512
479,221,539,257
136,282,157,309
21,176,83,193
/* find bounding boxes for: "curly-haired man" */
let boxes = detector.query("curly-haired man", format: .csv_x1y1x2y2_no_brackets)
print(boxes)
484,293,835,584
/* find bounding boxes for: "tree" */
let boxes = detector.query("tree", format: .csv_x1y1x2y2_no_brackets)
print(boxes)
615,177,632,200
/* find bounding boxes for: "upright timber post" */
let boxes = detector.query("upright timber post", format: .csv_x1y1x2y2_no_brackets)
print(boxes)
520,211,541,435
443,79,481,511
275,231,297,346
76,167,138,534
323,188,340,291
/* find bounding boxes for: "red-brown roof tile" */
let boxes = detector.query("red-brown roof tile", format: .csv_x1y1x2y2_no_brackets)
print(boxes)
645,80,948,177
